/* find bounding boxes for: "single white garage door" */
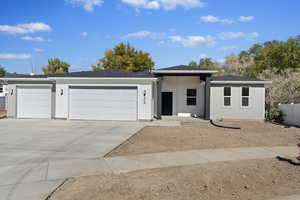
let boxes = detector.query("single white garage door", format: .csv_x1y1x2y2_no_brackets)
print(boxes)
17,86,52,119
69,86,138,121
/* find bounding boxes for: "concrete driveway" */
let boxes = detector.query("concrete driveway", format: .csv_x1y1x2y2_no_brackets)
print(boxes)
0,119,145,200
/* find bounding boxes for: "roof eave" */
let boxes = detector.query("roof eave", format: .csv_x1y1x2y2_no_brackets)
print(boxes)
210,80,272,84
152,70,218,74
0,78,50,81
0,77,157,81
48,77,157,80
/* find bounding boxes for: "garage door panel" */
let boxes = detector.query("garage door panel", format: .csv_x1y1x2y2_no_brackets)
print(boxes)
17,87,52,119
69,88,137,121
70,100,136,107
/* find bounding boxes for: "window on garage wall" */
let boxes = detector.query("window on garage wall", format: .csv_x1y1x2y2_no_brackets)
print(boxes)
224,87,231,106
241,87,250,107
187,89,197,106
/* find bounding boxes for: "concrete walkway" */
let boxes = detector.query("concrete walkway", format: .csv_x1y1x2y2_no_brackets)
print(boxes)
9,145,297,200
2,145,298,200
104,146,298,173
269,195,300,200
8,146,295,184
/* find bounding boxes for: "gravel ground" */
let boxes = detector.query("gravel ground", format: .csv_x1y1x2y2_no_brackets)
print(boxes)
50,158,300,200
107,121,300,157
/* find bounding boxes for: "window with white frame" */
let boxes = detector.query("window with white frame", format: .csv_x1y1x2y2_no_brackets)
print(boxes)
242,87,250,107
223,87,231,106
187,89,197,106
0,85,3,93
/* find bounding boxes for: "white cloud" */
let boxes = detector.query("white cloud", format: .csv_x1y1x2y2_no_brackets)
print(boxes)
0,22,52,35
199,54,208,59
219,32,259,40
239,16,255,22
169,35,215,47
200,15,234,24
123,31,155,38
0,53,32,59
21,36,47,42
34,48,44,52
146,1,160,9
220,45,238,51
80,32,88,36
122,0,204,10
66,0,103,12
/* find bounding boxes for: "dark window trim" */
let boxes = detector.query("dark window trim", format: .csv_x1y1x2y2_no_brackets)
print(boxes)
223,87,231,107
187,88,197,106
241,87,250,107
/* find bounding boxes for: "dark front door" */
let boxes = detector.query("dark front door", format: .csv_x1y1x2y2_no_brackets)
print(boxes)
162,92,173,115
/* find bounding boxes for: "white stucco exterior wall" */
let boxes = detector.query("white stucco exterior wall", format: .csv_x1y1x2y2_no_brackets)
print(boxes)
55,84,68,118
6,84,16,117
209,86,265,120
54,79,155,121
137,84,153,120
161,76,205,117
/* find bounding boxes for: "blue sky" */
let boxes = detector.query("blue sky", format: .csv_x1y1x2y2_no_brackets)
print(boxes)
0,0,299,74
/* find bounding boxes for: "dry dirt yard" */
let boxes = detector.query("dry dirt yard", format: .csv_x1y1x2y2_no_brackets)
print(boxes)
107,120,300,157
50,159,300,200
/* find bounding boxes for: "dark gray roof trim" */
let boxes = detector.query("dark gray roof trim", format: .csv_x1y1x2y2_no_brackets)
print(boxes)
159,65,210,71
5,73,48,78
208,75,263,82
4,69,154,78
49,69,154,78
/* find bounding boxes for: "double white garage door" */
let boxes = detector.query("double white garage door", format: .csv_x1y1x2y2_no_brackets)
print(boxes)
17,86,138,121
69,87,137,121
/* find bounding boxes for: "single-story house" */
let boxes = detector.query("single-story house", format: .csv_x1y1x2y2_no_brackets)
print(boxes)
0,65,271,121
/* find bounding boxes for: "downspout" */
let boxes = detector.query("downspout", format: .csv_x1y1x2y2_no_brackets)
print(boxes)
204,78,206,119
156,76,162,120
204,76,211,120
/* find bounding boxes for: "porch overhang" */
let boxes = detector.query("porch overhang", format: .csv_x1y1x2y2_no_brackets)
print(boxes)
152,70,218,75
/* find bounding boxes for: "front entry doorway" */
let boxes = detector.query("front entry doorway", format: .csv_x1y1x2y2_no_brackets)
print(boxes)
162,92,173,115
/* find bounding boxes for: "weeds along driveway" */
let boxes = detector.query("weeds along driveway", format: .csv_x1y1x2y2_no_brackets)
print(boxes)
0,119,144,200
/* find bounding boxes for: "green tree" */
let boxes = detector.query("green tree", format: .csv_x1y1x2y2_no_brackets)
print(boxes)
91,43,154,72
188,61,198,67
0,66,6,77
187,58,223,74
199,58,223,74
199,58,216,69
246,36,300,74
42,58,70,74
